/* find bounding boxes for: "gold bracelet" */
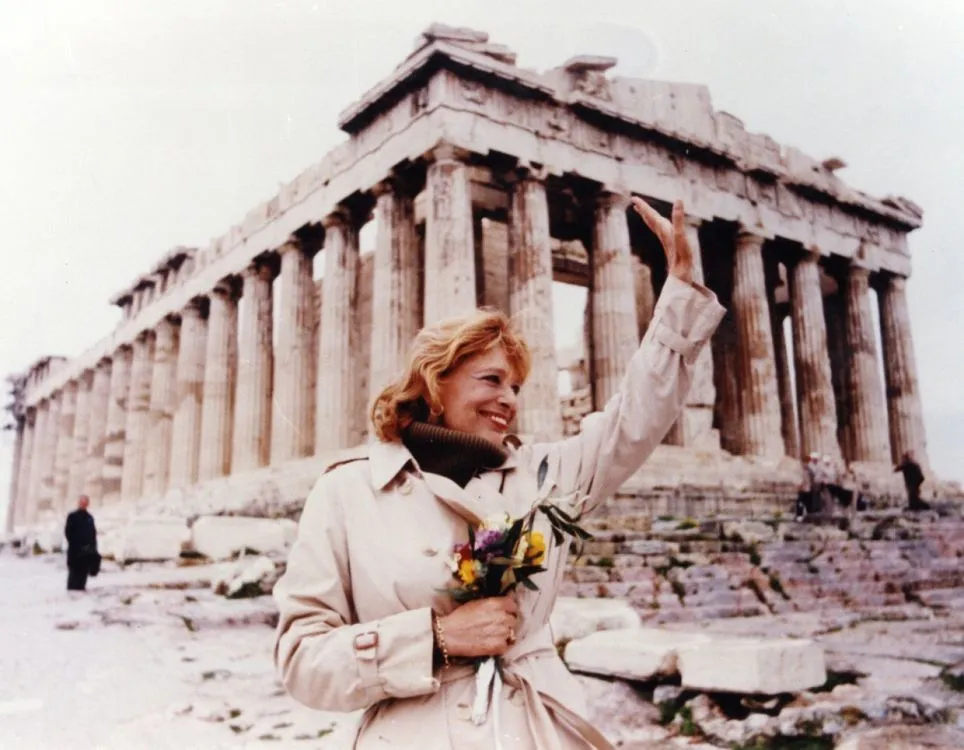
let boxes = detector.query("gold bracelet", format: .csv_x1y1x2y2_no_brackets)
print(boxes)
433,612,451,668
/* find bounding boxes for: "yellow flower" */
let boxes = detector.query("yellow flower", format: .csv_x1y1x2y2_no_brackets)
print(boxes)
458,559,479,585
525,531,546,565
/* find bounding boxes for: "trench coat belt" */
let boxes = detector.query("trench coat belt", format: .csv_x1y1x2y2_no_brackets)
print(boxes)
437,628,616,750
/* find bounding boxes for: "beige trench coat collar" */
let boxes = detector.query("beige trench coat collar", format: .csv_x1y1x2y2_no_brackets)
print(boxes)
368,437,524,528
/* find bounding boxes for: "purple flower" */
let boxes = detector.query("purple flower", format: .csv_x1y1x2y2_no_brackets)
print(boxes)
473,528,504,553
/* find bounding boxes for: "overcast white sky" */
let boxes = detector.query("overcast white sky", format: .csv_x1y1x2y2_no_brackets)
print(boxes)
3,0,963,522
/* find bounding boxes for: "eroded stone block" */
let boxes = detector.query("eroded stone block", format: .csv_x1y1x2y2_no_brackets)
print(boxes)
678,637,826,694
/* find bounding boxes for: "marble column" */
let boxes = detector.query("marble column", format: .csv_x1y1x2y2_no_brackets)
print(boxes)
35,394,61,518
121,332,156,501
272,239,316,463
52,381,77,512
102,346,133,504
67,372,92,503
843,264,890,463
789,251,841,460
877,274,927,465
5,417,25,532
508,171,562,440
591,192,639,409
14,409,35,528
84,359,112,500
233,258,274,473
712,311,743,455
423,144,476,324
143,316,181,494
731,230,784,456
369,179,421,408
169,299,208,488
316,209,359,452
198,280,239,481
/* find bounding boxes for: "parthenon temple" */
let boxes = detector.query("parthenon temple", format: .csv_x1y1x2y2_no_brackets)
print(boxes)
4,24,933,531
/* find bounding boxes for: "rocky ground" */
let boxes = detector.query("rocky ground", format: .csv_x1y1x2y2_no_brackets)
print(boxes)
2,546,963,750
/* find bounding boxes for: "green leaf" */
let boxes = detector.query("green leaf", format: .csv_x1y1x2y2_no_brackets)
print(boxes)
536,455,548,490
520,578,540,591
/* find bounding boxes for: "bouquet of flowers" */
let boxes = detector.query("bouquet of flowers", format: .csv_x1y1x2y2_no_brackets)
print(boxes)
440,457,592,732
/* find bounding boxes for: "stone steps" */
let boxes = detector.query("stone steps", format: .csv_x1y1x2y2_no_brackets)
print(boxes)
564,513,964,621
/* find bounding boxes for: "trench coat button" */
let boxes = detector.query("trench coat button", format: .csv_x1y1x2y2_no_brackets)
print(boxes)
455,702,473,721
422,547,438,557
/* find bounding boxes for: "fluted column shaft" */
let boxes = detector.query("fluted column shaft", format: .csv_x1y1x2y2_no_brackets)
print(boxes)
34,395,61,519
508,173,562,440
14,410,35,528
843,265,890,463
144,317,181,494
877,274,927,465
316,211,359,452
84,360,112,500
5,418,25,533
121,333,156,500
102,346,133,504
169,300,208,488
67,373,92,503
52,382,78,512
423,145,476,324
198,282,239,481
233,260,274,472
369,180,421,407
591,192,639,408
272,241,316,463
789,252,841,460
731,230,784,456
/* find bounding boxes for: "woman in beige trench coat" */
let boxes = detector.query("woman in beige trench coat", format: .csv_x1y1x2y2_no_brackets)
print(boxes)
273,197,726,749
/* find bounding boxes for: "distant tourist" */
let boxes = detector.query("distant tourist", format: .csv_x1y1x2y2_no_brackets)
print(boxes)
64,495,99,591
894,452,929,511
796,452,823,519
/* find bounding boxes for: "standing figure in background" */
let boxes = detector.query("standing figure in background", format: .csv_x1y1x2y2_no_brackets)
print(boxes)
895,452,929,512
64,495,99,591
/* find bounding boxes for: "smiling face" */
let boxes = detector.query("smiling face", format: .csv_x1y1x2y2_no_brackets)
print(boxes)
437,346,522,444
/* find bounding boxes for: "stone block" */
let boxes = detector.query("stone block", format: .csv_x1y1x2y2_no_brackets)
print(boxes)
678,637,826,694
106,517,190,564
213,555,279,599
564,628,711,681
723,520,776,544
190,516,297,561
550,597,642,645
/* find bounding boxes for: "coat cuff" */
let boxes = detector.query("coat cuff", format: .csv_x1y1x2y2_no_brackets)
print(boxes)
647,275,726,364
352,607,439,699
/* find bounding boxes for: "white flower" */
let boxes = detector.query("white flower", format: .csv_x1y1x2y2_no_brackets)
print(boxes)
480,512,511,531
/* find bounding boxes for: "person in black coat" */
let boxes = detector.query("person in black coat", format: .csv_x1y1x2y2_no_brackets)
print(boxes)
894,452,929,511
64,495,99,591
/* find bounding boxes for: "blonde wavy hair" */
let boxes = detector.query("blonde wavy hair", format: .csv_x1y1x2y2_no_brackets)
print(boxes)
371,308,531,442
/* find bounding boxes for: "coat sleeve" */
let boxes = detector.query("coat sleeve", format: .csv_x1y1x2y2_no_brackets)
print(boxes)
273,470,439,713
533,274,725,516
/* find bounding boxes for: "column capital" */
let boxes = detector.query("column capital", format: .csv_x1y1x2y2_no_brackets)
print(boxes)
322,206,354,231
210,276,242,301
277,235,315,258
596,191,631,211
424,141,471,165
371,173,419,200
502,163,550,186
243,252,279,281
735,226,769,249
847,262,872,281
182,296,210,319
871,270,908,293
